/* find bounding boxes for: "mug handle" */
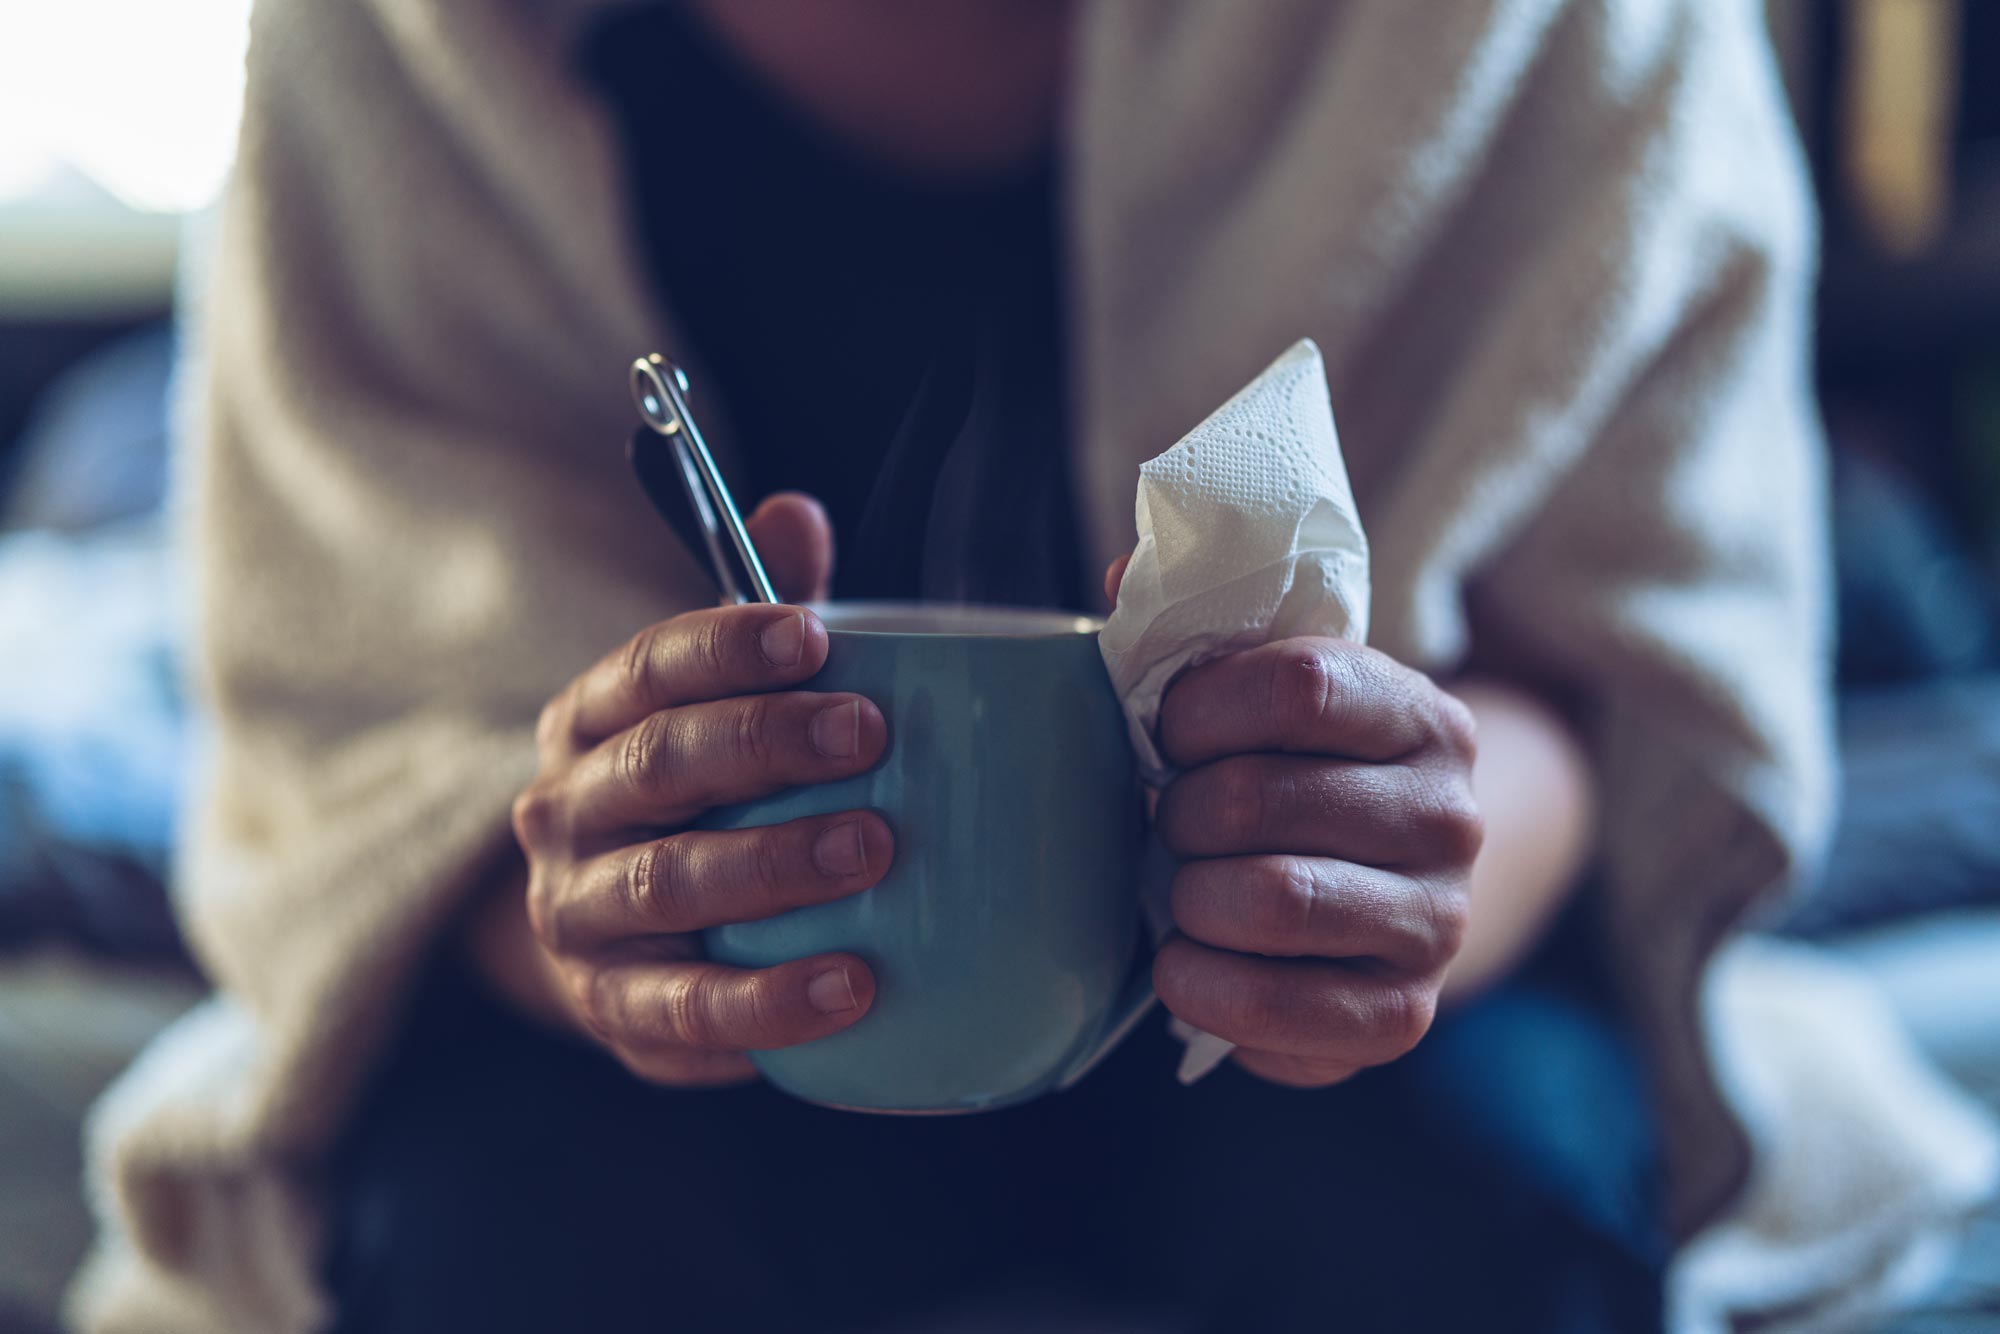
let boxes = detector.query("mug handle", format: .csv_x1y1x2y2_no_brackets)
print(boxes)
1054,949,1157,1091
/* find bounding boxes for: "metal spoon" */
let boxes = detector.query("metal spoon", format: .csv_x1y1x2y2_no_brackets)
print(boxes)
629,353,778,605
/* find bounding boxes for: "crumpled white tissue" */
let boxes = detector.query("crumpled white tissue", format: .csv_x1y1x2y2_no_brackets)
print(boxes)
1100,338,1370,1081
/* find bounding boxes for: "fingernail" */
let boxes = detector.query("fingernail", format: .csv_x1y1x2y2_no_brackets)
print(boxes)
811,700,860,758
812,820,868,877
759,613,805,667
808,967,858,1014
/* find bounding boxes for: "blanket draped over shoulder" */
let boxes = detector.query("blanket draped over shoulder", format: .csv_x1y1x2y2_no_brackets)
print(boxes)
74,2,1834,1329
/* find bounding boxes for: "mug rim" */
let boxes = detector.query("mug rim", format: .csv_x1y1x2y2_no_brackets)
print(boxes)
806,600,1103,639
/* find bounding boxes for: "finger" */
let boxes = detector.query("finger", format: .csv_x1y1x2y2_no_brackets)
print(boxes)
558,604,832,749
1155,754,1482,868
746,492,835,604
1229,1047,1360,1089
1151,936,1434,1067
566,691,888,835
549,813,894,949
584,952,876,1053
1158,639,1475,769
1168,856,1467,973
1103,552,1132,606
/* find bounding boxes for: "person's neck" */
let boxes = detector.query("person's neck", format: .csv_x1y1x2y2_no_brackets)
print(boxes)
682,0,1072,181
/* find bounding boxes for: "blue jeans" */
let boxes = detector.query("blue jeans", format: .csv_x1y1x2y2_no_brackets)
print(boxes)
325,912,1666,1333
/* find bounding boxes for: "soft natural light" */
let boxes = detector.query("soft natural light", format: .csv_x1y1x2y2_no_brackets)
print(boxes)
0,0,252,213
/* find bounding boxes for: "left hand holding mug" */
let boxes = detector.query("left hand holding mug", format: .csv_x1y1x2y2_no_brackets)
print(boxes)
1113,555,1484,1087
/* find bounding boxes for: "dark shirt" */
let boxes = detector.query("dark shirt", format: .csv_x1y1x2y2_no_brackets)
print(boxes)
325,19,1666,1329
582,4,1087,610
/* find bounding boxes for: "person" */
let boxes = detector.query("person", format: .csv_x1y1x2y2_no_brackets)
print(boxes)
72,2,1829,1331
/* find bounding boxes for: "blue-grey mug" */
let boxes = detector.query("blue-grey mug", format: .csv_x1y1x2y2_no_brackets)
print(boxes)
701,602,1154,1113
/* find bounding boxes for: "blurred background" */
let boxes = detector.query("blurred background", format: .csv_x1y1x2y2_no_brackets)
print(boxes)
0,2,1996,1330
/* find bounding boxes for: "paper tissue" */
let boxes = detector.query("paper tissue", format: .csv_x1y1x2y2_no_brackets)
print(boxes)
1099,338,1371,1080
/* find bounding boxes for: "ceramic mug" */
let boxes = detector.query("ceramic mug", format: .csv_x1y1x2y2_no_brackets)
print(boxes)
701,602,1152,1113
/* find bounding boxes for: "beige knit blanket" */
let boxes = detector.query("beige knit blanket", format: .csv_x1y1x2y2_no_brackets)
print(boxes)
75,2,1837,1328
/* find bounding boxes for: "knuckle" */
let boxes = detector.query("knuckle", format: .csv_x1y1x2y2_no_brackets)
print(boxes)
1424,882,1472,967
665,971,726,1050
1373,983,1437,1062
1416,772,1484,867
1435,690,1479,760
1254,857,1320,945
619,711,679,798
618,624,668,705
1212,762,1270,850
510,782,561,852
747,830,788,896
1364,653,1432,756
1270,642,1337,735
533,696,569,753
1442,792,1486,867
729,696,777,771
739,970,788,1045
523,869,561,950
695,613,739,680
622,838,677,926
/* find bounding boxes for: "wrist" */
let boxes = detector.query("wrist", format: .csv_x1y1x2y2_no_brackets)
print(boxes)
1438,678,1595,1003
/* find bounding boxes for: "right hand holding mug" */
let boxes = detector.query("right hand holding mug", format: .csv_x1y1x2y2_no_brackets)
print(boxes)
510,494,893,1086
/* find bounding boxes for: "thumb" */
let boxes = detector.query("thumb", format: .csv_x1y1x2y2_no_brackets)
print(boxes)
745,492,835,604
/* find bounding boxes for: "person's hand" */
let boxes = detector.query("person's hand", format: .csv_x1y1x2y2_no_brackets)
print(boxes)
509,494,890,1086
1107,560,1482,1088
